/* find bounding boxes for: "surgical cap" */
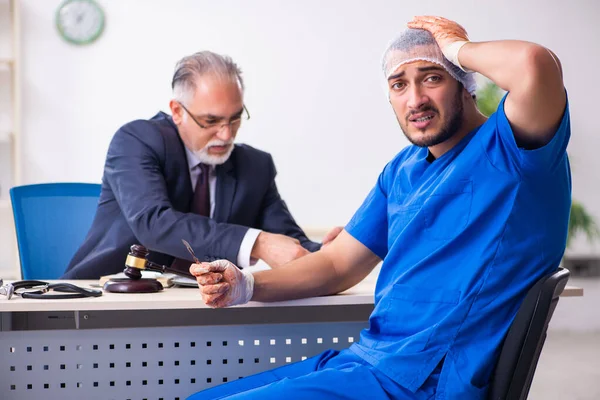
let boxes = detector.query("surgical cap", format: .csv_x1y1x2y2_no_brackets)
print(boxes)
382,29,477,95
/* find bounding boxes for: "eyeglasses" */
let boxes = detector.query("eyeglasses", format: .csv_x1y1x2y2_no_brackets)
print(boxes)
178,102,250,133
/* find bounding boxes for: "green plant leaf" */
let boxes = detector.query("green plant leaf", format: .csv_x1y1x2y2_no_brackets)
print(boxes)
476,82,504,117
568,200,600,247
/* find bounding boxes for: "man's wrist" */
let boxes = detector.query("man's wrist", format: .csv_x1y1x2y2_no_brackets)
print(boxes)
250,231,267,260
242,269,255,304
443,40,473,73
238,229,262,268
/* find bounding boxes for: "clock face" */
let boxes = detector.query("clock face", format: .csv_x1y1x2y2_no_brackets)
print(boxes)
56,0,105,45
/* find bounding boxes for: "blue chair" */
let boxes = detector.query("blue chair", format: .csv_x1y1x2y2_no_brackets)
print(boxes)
10,183,101,279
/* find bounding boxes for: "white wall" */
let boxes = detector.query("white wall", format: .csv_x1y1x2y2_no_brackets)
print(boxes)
1,0,600,275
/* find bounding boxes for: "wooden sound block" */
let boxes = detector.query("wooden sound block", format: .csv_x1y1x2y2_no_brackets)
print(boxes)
99,272,173,288
103,278,164,293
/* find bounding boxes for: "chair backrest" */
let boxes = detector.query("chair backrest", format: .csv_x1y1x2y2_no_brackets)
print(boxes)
488,267,570,400
10,183,101,279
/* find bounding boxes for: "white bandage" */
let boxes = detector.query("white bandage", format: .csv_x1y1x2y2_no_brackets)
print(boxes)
442,41,472,73
235,268,254,306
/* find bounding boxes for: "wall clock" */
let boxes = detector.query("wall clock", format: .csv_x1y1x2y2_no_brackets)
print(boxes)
56,0,105,45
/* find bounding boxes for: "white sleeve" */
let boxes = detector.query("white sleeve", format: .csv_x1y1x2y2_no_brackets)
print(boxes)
236,228,262,268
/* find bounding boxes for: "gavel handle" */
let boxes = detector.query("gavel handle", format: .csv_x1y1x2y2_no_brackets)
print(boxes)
145,261,195,279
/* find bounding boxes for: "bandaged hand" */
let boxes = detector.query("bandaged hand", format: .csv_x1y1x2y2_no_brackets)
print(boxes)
407,16,471,72
190,260,254,308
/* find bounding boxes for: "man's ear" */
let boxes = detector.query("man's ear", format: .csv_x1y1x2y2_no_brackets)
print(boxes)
463,87,477,105
169,99,183,124
462,85,471,99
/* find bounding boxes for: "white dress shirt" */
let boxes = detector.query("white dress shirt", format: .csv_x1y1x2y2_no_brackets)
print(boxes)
185,147,260,268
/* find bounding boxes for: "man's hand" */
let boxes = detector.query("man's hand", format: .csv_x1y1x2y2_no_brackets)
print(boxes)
250,232,309,268
408,16,471,71
408,16,565,146
322,226,344,248
190,260,254,308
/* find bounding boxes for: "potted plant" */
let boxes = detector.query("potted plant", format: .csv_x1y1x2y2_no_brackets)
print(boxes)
475,81,599,248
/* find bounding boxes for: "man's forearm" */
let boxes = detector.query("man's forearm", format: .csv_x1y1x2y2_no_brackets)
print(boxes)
194,230,381,307
459,40,560,94
459,39,565,144
251,250,342,302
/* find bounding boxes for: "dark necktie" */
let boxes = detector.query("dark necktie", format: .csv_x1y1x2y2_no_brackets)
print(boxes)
191,163,210,217
171,163,211,273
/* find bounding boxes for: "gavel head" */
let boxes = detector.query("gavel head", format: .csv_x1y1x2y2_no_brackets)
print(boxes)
123,244,150,280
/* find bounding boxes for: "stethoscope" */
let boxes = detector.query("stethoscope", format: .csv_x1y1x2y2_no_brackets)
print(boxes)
0,279,102,300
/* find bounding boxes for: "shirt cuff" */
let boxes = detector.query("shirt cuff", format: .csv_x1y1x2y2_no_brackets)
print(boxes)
237,228,262,269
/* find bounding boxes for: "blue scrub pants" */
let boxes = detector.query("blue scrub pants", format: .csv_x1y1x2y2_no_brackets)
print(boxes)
187,348,439,400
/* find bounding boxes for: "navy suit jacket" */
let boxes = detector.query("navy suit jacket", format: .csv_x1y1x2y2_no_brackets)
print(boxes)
62,112,320,279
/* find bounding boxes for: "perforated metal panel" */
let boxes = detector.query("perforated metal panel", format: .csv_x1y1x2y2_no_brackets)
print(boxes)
1,321,367,400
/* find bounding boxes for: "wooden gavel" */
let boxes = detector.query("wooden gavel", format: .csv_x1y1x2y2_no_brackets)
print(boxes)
123,244,195,280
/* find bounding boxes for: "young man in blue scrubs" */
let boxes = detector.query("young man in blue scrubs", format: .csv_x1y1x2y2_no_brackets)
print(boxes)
188,16,570,400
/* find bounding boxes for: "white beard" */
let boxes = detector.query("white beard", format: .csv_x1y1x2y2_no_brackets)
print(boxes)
192,139,235,166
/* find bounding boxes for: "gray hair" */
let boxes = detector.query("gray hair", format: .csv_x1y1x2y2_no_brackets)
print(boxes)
171,51,244,102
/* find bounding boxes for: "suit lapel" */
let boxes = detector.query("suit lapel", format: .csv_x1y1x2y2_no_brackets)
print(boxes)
214,155,236,222
160,112,194,212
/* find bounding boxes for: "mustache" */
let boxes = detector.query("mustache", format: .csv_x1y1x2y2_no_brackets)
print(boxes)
206,140,234,148
405,105,439,121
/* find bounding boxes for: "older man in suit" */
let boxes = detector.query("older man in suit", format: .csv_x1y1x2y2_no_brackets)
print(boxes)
63,51,339,279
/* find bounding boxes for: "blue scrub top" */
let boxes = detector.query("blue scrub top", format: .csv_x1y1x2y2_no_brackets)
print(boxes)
346,95,571,399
